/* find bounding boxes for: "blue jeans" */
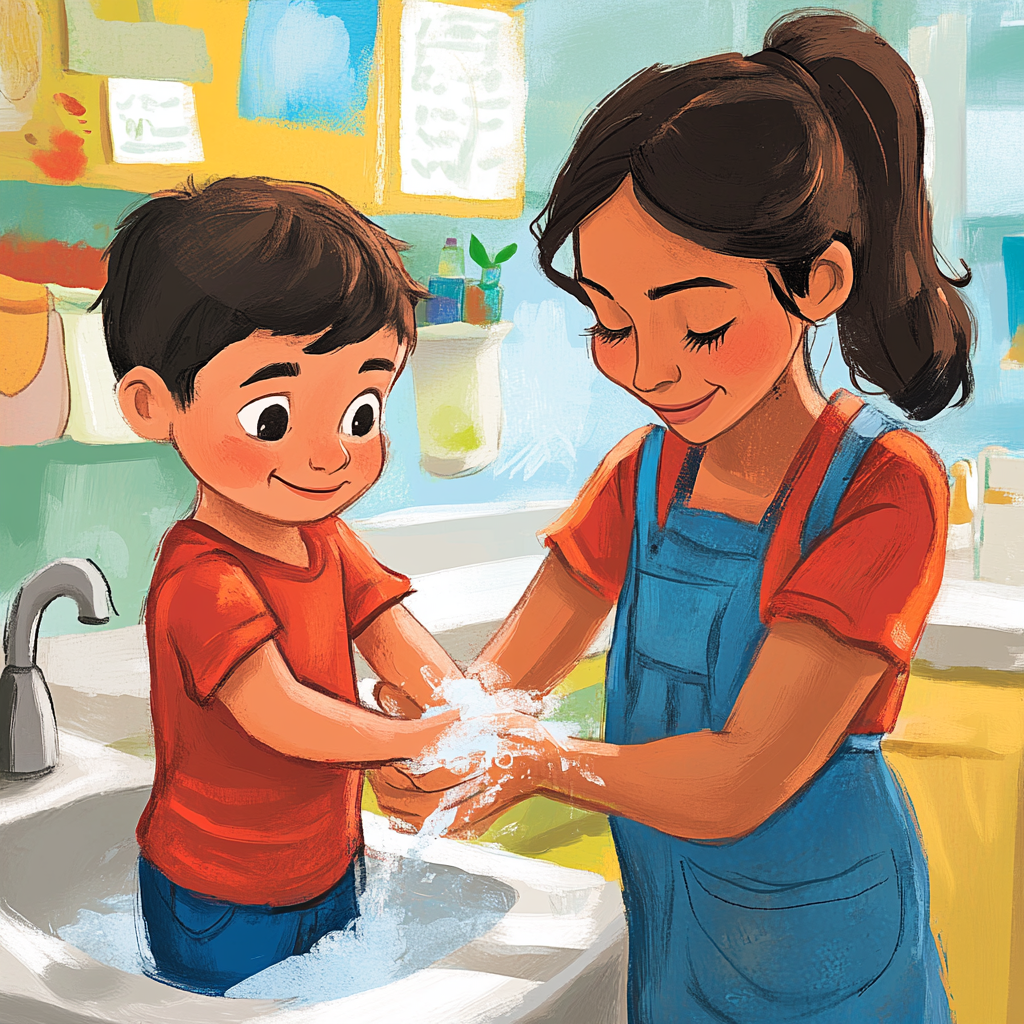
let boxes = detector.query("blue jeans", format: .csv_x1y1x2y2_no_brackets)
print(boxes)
138,855,362,995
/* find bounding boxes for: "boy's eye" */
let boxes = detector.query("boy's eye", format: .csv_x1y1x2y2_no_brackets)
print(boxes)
238,395,290,441
341,392,381,438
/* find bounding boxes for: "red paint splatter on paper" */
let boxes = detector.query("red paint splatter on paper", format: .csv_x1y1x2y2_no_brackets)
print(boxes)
0,235,106,289
54,93,87,117
31,130,88,182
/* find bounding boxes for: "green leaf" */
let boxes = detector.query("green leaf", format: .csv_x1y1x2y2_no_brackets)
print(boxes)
493,243,518,264
469,234,492,268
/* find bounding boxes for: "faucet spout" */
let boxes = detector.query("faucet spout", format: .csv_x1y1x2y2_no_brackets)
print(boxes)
1,558,113,777
5,559,112,670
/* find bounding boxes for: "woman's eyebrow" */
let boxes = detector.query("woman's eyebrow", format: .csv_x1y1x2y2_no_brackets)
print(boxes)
576,276,614,298
239,362,301,387
360,358,395,373
647,278,734,299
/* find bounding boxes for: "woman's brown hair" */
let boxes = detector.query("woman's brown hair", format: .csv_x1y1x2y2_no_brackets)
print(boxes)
533,9,974,420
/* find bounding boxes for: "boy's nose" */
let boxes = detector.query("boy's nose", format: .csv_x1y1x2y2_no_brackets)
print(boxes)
309,439,351,473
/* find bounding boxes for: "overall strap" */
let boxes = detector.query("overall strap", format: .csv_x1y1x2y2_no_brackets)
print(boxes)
800,402,903,558
636,426,665,531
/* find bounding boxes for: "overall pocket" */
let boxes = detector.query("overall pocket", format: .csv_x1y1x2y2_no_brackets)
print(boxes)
682,851,902,1012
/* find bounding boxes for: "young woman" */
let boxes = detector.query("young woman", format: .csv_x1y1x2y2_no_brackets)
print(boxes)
376,11,971,1021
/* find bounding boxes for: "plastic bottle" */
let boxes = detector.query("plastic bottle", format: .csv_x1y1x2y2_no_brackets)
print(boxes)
438,237,464,276
427,237,466,324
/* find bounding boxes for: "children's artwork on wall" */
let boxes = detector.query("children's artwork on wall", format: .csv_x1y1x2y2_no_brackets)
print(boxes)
0,0,43,132
398,0,525,201
63,0,212,83
238,0,378,133
107,78,204,165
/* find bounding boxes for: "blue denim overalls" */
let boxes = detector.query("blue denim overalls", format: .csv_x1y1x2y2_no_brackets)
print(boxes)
604,404,950,1023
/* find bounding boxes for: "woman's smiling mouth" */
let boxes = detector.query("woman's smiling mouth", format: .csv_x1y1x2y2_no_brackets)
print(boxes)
270,473,347,498
647,387,721,424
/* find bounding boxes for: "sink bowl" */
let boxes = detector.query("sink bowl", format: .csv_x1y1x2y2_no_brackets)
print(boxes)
0,735,625,1024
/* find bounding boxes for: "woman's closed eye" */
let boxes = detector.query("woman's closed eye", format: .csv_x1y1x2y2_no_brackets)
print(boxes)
684,318,735,352
586,322,633,346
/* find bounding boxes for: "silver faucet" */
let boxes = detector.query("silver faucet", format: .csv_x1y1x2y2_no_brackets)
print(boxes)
1,559,112,776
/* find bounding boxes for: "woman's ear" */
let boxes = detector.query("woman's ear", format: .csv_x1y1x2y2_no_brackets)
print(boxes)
777,240,855,323
117,367,176,442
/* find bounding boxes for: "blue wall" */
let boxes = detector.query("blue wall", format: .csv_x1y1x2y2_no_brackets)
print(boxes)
3,0,1022,634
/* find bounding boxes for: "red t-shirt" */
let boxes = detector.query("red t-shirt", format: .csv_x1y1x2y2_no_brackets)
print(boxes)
544,392,948,734
136,516,411,906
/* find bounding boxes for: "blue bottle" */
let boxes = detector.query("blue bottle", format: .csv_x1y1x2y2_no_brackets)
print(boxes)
426,238,465,324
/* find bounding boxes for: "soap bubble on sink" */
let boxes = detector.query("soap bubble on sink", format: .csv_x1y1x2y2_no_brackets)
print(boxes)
58,892,156,977
226,851,515,1004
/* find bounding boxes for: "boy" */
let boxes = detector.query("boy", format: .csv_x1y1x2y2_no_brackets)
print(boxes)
100,177,458,994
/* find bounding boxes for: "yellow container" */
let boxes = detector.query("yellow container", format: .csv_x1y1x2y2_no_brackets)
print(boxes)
883,668,1024,1024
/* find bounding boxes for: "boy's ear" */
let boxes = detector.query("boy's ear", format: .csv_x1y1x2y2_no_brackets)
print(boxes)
775,239,854,324
117,367,177,442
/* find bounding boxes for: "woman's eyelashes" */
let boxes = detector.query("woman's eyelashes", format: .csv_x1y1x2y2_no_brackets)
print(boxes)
587,318,736,351
683,318,735,352
586,323,633,345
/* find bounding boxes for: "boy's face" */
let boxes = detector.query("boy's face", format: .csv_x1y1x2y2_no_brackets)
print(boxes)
169,326,404,524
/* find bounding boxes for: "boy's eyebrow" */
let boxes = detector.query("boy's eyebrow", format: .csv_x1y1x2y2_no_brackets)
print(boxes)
239,362,301,387
360,358,395,373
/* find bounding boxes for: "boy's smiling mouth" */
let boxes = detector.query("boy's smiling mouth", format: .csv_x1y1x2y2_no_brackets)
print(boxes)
270,473,347,498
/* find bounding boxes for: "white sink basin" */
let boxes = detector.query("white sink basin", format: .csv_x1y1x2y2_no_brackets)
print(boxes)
0,734,625,1023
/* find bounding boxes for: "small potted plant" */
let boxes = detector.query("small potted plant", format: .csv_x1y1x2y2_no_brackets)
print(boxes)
465,234,517,325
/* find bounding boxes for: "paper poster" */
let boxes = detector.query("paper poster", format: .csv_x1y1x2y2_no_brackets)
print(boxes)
399,1,525,201
238,0,378,133
107,79,204,164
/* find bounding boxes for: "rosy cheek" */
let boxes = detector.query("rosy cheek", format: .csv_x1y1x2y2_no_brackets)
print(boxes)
209,434,275,490
346,436,385,492
714,321,790,380
592,341,634,387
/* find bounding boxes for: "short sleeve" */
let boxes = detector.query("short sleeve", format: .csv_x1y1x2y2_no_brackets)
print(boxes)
766,431,948,665
164,554,280,704
542,428,650,602
334,519,413,636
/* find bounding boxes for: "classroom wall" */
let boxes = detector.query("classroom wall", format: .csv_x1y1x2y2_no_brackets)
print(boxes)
2,0,1022,635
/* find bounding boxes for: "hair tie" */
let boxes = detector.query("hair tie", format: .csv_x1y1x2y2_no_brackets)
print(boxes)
749,47,818,92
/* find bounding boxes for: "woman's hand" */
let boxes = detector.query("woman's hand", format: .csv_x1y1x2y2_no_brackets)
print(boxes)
394,711,562,838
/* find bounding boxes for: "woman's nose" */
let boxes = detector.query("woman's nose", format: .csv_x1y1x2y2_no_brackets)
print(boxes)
632,328,682,393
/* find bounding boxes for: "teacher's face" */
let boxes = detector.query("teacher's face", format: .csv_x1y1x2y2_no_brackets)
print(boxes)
576,177,806,444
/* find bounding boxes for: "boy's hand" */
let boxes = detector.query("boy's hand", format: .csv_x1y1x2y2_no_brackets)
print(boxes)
369,764,453,831
374,680,424,719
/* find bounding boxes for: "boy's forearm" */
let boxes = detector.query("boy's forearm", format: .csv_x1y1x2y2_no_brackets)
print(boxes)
219,640,453,764
355,603,462,711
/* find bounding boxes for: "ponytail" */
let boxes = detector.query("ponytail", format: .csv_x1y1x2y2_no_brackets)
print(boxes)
765,12,973,418
532,10,974,420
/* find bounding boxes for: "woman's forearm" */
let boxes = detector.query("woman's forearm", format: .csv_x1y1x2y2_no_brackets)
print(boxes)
539,732,763,841
471,553,614,693
528,621,888,842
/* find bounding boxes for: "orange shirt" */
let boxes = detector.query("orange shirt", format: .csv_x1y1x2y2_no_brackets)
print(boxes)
136,517,410,906
544,393,949,734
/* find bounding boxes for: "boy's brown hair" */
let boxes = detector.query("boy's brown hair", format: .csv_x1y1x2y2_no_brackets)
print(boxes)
98,176,429,407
